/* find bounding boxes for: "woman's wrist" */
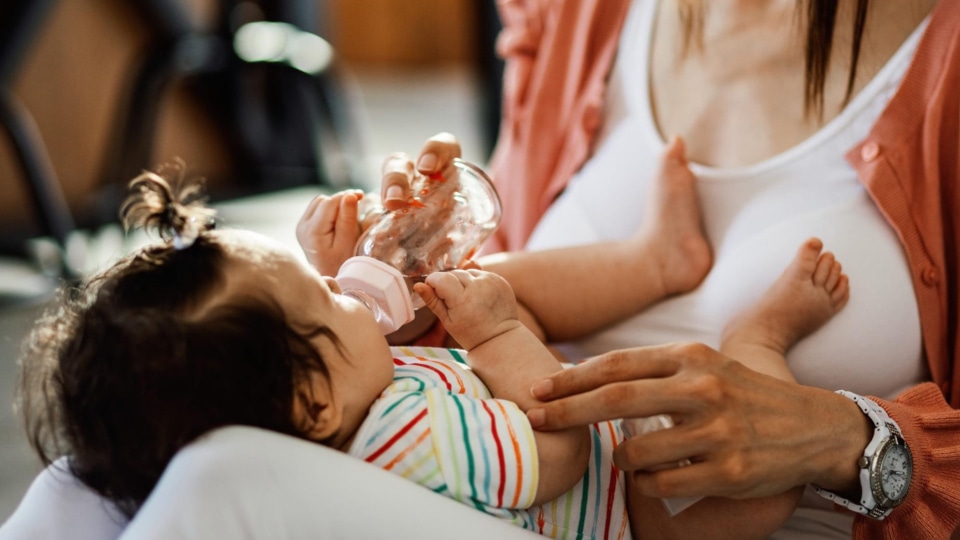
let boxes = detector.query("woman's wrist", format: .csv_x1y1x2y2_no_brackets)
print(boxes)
805,388,875,494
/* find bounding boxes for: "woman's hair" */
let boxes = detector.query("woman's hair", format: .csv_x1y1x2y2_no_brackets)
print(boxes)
680,0,871,119
16,165,335,517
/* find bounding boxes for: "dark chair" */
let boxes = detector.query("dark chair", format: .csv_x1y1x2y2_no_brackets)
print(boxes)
95,0,360,223
0,0,77,279
1,0,359,248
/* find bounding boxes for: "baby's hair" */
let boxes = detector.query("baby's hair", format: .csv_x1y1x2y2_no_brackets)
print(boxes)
120,161,217,249
17,165,337,517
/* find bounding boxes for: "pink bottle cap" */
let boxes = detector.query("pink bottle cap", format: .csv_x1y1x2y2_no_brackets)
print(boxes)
335,256,416,334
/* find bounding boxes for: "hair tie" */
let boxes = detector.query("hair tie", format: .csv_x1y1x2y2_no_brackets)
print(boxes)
172,217,200,250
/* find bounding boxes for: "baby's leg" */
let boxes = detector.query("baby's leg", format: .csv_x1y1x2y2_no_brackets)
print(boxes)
483,137,712,342
630,136,713,298
721,238,849,382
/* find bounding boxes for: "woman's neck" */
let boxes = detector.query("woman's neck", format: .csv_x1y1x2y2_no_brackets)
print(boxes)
651,0,936,168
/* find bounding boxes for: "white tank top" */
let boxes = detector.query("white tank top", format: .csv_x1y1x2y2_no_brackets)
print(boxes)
526,2,929,534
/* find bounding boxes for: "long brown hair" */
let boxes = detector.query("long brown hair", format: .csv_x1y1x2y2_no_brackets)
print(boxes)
16,166,337,517
680,0,871,119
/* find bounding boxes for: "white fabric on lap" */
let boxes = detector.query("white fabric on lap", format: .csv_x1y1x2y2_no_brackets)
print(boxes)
121,426,540,539
2,427,539,540
0,458,126,540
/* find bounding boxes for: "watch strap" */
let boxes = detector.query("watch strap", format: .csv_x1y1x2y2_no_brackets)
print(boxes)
813,390,903,520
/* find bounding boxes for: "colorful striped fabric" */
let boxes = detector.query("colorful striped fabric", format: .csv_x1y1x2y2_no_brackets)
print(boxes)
348,347,632,539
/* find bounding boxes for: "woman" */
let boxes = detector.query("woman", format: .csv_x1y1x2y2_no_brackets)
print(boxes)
381,0,959,537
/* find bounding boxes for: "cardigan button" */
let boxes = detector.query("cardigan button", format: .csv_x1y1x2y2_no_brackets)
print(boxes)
861,142,880,162
582,102,602,131
921,266,939,286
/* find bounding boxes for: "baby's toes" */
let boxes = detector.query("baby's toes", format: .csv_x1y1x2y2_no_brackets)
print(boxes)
811,252,835,286
830,275,850,309
824,260,842,291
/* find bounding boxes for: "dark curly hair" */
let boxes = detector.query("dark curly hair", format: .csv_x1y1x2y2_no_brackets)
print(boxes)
16,165,336,518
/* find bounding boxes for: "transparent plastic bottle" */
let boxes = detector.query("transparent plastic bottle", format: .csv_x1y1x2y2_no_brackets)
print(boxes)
354,158,502,308
335,256,415,335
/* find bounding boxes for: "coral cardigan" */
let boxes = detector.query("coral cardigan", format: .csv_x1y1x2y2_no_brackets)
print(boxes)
487,0,960,537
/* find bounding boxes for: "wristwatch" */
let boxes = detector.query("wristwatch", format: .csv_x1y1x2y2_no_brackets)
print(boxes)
814,390,913,519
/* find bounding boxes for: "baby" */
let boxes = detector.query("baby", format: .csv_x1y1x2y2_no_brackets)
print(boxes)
17,142,847,539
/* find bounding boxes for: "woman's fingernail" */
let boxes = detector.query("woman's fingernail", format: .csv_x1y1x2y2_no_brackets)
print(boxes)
417,153,438,172
530,379,553,399
527,408,545,428
385,185,403,201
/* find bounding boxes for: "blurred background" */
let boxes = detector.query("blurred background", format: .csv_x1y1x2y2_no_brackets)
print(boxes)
0,0,501,522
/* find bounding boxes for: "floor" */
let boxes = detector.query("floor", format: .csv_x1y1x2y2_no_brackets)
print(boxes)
0,65,484,524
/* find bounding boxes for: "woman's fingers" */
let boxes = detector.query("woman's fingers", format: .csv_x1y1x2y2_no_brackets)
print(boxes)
379,133,463,210
525,346,703,431
614,417,720,473
417,132,462,174
531,346,682,399
381,153,416,210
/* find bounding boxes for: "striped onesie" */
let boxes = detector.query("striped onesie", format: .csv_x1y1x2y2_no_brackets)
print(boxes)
348,347,632,539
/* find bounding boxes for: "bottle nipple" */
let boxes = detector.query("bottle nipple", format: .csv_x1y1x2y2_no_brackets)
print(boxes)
335,256,416,335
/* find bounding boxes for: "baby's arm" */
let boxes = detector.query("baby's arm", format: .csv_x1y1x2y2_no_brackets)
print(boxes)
414,270,590,505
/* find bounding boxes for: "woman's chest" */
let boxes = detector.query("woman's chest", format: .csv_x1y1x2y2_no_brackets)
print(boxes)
526,116,927,400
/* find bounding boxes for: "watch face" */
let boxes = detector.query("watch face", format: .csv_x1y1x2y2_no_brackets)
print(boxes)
879,442,913,503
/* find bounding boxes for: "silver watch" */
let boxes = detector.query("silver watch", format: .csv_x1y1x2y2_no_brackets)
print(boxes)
814,390,913,520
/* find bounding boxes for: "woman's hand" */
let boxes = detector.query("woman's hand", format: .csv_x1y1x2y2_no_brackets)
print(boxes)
381,132,462,210
525,343,873,500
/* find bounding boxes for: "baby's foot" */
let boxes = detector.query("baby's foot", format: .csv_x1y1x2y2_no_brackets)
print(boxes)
724,238,850,356
634,137,713,296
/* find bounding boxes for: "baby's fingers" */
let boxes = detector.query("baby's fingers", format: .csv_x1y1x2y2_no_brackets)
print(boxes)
424,271,470,300
296,194,338,248
414,282,449,322
299,193,327,222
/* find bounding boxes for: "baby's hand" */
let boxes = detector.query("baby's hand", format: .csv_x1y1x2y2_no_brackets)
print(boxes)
296,189,382,276
414,269,520,350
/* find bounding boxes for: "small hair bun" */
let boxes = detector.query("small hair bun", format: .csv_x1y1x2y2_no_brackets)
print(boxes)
120,161,217,249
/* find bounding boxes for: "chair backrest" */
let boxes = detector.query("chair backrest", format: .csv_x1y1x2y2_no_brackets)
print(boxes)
0,0,59,86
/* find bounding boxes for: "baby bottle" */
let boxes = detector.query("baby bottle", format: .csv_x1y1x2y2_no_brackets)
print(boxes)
351,158,502,309
335,256,416,335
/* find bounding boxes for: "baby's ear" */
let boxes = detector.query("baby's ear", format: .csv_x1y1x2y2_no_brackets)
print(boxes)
306,402,342,441
295,378,342,442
